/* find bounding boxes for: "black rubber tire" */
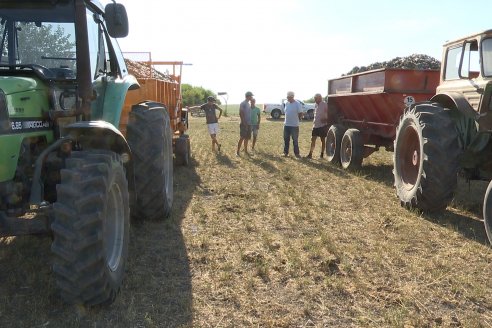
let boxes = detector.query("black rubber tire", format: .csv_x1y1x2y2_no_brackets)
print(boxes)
175,135,190,166
393,103,460,211
126,102,173,220
306,109,314,121
340,128,363,170
326,124,346,164
271,109,281,119
483,180,492,245
52,150,129,306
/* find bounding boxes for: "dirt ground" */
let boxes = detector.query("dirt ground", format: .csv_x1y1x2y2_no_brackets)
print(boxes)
2,115,492,327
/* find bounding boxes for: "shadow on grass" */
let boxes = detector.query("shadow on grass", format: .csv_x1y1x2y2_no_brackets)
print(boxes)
423,210,488,245
296,157,352,179
357,163,395,187
0,158,200,327
215,151,236,168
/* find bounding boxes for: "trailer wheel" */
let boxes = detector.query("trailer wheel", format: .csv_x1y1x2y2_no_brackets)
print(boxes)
340,129,363,170
127,102,173,220
175,134,191,166
326,124,346,164
271,109,281,119
394,103,460,211
52,150,129,306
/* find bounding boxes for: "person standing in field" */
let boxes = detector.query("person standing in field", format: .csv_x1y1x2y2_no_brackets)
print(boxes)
283,91,303,158
306,93,329,159
236,91,254,156
187,96,223,152
250,97,261,152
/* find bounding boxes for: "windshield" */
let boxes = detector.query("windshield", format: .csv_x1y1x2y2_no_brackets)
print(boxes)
483,38,492,77
0,3,77,79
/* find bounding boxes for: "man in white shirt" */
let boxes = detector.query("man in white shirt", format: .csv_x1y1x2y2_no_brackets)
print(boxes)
283,91,303,158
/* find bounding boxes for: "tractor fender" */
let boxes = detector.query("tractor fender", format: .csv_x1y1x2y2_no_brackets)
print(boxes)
62,121,135,194
430,92,478,120
63,121,131,155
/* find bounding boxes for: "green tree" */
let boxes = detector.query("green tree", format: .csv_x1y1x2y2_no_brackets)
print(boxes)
18,23,75,69
182,84,220,106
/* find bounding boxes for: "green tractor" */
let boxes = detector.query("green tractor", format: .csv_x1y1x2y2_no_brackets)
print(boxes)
393,29,492,242
0,0,174,305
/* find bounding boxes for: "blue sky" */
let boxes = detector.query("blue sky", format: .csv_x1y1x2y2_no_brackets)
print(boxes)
114,0,492,103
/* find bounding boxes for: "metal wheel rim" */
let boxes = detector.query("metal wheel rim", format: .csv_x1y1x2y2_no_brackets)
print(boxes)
398,124,420,189
326,131,336,158
340,135,352,165
105,181,124,272
164,121,173,204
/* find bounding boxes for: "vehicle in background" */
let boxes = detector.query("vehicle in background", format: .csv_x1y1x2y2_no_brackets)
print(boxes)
263,99,316,120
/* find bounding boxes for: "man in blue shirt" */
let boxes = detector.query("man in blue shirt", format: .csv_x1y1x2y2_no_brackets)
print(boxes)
283,91,303,158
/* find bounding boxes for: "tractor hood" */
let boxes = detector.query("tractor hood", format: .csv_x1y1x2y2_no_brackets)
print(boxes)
0,76,42,95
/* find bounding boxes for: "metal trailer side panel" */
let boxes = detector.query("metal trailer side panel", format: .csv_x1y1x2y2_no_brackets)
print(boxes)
327,68,440,144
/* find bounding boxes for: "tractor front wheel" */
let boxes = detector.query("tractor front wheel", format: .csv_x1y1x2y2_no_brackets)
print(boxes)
52,150,129,306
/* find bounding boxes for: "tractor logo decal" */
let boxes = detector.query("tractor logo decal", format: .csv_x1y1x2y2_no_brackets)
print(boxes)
1,118,52,134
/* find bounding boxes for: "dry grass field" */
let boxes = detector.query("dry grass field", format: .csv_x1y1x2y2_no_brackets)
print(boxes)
2,113,492,327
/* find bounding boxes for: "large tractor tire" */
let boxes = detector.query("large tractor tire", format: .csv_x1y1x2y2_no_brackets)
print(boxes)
340,128,363,170
326,124,346,164
393,103,460,211
52,150,129,306
175,134,191,166
127,102,173,220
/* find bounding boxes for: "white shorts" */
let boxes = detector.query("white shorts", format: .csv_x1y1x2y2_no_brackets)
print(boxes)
207,123,219,135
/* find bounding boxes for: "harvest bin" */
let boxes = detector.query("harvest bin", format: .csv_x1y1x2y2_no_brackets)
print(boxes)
326,68,440,169
120,59,184,137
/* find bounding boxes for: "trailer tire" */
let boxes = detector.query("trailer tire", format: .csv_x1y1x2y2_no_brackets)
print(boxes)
52,150,129,306
326,124,346,164
271,109,281,120
393,103,460,211
340,128,363,170
127,102,173,220
175,134,190,166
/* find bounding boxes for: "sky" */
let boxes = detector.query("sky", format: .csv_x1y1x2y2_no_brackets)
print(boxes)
112,0,492,104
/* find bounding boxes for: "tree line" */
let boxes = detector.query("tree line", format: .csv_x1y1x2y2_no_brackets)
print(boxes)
182,84,221,107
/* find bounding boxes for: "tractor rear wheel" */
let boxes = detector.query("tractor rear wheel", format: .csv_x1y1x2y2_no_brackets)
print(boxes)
340,128,363,170
127,102,173,220
393,103,460,211
52,150,129,306
326,124,346,164
175,134,191,166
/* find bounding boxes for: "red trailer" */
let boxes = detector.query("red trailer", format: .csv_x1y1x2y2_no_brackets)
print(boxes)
326,68,440,169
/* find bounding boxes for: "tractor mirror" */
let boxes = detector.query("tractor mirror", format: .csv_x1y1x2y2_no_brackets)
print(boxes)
105,3,129,38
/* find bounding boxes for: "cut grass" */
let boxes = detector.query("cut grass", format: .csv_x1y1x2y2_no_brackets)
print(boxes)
1,114,492,327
